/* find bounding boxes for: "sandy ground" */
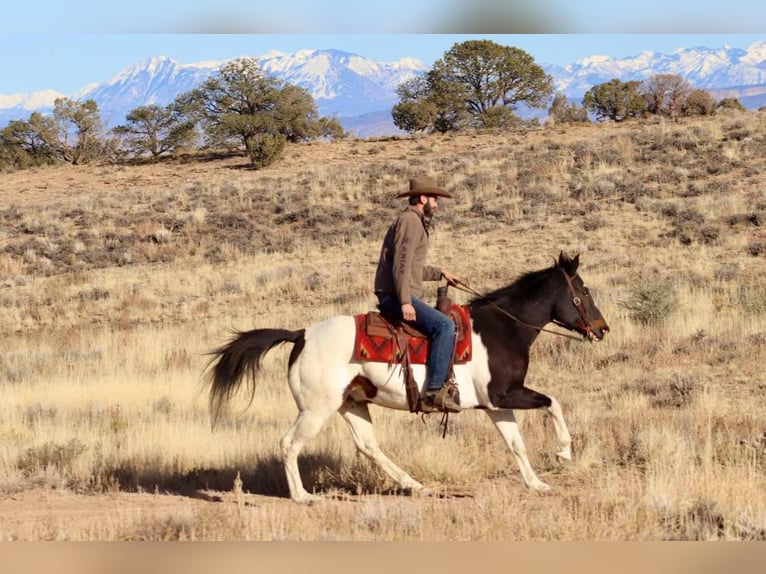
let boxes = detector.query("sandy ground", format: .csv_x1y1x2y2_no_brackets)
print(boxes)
0,487,228,539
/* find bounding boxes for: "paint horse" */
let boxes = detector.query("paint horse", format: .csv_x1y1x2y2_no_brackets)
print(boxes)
206,252,609,503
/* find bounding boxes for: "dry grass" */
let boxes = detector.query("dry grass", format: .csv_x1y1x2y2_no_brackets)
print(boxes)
1,114,765,540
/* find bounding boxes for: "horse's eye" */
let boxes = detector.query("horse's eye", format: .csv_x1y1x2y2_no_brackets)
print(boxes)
583,287,590,297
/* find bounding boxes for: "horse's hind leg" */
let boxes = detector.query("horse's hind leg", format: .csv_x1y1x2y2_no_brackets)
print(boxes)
280,409,334,504
339,402,424,494
546,396,572,461
485,409,551,491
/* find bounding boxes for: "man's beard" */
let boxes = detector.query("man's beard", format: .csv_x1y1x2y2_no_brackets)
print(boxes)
424,202,436,218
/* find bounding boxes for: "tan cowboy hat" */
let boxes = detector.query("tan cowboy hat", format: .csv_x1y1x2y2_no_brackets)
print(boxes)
397,176,453,199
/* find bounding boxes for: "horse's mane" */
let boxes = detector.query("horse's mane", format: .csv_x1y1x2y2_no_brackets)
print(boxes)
469,264,556,310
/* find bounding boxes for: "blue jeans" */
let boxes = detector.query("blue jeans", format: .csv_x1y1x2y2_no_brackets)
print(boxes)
376,292,456,391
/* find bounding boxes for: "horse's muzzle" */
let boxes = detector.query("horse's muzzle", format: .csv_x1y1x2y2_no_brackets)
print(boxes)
585,320,609,342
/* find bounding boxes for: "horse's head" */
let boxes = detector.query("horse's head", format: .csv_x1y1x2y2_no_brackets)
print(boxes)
552,252,610,342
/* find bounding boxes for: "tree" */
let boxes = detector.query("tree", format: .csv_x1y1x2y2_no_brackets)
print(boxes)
682,89,716,116
393,40,553,133
0,101,108,168
716,97,746,113
274,84,322,143
176,58,282,154
548,92,590,124
582,79,646,122
175,57,332,167
317,117,346,140
641,74,692,118
435,40,553,122
0,114,57,168
51,98,106,164
392,76,439,133
113,104,197,160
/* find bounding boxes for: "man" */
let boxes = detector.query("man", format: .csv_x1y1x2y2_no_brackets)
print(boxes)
374,176,461,413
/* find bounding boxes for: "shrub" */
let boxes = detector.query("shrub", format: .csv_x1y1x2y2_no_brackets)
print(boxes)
17,438,88,477
247,133,286,169
716,98,746,113
682,89,716,117
619,280,679,325
738,284,766,314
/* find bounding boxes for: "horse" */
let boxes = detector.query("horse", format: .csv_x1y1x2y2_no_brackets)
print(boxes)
206,252,609,503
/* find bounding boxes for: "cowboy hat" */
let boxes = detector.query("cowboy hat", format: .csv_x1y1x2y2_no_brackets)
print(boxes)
397,176,453,199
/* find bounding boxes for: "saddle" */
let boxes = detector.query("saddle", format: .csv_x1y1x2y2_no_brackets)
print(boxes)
353,304,472,364
353,302,472,413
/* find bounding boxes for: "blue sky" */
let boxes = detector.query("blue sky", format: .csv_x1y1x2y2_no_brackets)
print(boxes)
1,34,764,96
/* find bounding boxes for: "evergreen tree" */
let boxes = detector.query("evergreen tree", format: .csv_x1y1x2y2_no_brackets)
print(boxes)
583,79,646,122
175,57,334,167
548,92,590,124
0,114,57,168
113,104,197,160
393,40,553,133
52,98,106,164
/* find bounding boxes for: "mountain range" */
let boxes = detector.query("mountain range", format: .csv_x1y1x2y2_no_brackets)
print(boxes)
2,41,765,138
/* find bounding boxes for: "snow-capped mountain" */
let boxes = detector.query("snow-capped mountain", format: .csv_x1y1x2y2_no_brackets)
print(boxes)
0,90,66,115
549,41,766,97
1,41,765,137
0,50,427,132
257,49,426,116
77,56,220,127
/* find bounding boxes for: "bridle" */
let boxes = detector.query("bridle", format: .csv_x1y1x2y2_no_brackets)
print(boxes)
451,270,592,342
553,268,592,339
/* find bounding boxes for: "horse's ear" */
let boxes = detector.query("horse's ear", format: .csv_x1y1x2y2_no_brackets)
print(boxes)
571,253,580,273
557,251,580,274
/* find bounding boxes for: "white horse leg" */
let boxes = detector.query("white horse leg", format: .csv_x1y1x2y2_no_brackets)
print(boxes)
339,402,425,493
545,396,572,461
279,409,333,504
485,409,551,492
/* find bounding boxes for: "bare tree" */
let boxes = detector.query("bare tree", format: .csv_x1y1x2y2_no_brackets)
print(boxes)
642,74,692,118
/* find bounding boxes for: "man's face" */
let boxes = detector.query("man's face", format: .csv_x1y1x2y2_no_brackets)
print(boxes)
423,195,438,218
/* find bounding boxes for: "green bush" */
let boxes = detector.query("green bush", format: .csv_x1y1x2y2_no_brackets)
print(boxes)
247,133,286,169
619,281,679,325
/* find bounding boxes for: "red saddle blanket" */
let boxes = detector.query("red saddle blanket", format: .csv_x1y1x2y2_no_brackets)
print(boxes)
353,304,473,364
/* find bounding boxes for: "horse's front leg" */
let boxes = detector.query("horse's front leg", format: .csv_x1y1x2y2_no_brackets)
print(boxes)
485,409,551,492
545,396,572,461
491,386,572,463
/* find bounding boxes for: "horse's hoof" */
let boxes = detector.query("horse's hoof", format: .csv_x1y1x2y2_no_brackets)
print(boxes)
410,486,435,498
293,493,322,505
529,481,552,492
556,448,572,461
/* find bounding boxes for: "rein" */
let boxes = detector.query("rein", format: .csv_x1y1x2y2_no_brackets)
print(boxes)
451,277,586,342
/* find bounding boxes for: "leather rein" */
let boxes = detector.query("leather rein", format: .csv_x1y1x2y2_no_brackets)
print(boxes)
451,271,589,342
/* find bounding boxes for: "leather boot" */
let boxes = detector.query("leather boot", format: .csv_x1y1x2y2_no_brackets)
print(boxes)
421,383,461,413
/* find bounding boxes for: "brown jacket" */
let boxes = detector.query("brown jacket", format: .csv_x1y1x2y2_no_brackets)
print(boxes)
374,206,442,304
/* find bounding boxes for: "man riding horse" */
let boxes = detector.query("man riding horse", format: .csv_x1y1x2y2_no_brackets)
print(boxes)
373,176,463,413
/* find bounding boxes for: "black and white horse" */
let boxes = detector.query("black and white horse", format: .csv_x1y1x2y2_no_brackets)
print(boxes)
207,252,609,503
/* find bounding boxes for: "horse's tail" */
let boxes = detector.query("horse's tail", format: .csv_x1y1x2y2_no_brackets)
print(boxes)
207,328,304,428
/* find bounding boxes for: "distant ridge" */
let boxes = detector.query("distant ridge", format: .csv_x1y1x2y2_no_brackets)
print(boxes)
1,40,764,137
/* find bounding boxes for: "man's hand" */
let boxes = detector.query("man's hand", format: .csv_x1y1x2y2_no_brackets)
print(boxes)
401,303,416,321
441,270,462,287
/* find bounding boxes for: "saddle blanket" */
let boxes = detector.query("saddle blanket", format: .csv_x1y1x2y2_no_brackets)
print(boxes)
353,304,472,364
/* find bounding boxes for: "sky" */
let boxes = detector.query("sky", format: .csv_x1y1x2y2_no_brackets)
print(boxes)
2,34,764,97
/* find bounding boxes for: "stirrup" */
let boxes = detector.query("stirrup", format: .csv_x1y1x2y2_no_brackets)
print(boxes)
421,384,460,414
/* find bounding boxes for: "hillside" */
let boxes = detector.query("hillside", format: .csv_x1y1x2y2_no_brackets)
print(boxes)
2,113,763,323
1,112,764,541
